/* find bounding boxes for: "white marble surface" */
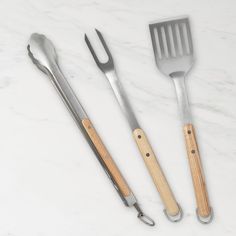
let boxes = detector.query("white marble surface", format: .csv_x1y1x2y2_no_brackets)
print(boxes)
0,0,236,235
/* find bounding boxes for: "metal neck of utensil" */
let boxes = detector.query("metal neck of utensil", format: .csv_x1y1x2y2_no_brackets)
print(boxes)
104,70,140,131
172,74,192,125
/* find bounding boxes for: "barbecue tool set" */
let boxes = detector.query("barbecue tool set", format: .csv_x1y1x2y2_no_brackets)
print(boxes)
27,16,213,226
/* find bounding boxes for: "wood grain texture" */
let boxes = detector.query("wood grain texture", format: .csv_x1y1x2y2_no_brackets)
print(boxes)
183,124,211,217
133,128,180,216
82,118,131,197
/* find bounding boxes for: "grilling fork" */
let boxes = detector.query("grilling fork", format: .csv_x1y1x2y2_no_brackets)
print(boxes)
27,33,155,226
85,29,182,222
149,16,213,223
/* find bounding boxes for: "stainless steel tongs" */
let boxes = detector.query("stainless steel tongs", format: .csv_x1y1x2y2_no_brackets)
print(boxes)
85,29,182,222
27,33,155,226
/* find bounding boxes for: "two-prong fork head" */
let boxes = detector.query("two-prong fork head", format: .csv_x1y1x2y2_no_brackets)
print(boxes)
85,29,114,73
149,17,194,78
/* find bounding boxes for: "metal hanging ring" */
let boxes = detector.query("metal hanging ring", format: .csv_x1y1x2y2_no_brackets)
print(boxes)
196,207,213,224
163,203,183,222
137,212,155,226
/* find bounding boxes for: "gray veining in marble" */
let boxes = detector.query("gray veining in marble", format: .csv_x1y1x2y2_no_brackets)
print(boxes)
0,0,235,235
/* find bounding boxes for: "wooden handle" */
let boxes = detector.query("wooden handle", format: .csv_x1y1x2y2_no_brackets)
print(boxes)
82,118,131,197
133,128,180,216
183,124,211,217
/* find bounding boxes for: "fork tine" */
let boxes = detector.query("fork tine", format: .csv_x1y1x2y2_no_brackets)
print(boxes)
149,25,159,59
95,29,113,61
185,19,193,54
163,24,172,57
149,24,164,60
178,21,188,55
157,26,166,58
84,34,101,67
171,23,179,56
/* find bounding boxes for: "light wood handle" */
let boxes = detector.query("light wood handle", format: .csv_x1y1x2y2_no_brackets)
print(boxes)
82,118,131,197
183,124,211,217
133,128,179,216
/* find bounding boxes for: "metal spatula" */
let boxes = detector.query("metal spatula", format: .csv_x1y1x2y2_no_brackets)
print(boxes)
149,16,213,223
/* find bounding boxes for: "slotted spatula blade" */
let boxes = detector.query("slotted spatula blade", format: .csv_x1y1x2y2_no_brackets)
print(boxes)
149,17,194,77
149,17,213,224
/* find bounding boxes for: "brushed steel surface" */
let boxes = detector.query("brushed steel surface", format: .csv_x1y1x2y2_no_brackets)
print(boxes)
149,17,193,125
85,30,140,131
